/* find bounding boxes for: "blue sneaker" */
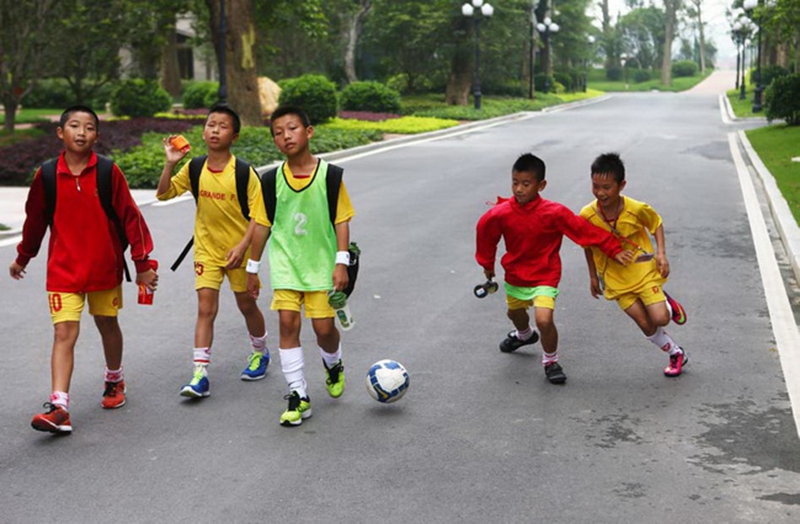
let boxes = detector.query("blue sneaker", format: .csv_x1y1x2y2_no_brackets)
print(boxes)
241,351,269,381
180,368,210,398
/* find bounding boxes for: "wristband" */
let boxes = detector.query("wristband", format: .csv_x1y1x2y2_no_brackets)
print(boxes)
335,251,350,266
246,259,261,274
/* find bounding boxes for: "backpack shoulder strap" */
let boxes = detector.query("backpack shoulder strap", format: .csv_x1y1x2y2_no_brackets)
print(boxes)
41,158,59,225
95,155,132,282
235,158,252,221
325,163,344,225
188,155,207,202
261,165,279,224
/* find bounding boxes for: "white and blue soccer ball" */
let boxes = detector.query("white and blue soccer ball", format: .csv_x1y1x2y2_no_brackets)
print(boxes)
365,359,409,403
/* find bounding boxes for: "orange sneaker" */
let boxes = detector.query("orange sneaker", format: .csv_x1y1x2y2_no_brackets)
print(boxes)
31,403,72,434
101,380,127,409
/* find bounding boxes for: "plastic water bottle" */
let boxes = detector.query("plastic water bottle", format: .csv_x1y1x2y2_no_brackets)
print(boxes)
328,290,354,331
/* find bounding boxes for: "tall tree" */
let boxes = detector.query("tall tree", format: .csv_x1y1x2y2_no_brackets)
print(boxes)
686,0,707,72
660,0,681,85
344,1,372,83
206,0,261,126
0,1,58,133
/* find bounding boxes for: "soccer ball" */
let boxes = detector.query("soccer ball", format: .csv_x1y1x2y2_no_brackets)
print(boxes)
365,359,409,403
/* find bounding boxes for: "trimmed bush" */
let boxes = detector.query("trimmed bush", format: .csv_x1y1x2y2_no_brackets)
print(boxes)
632,69,652,83
278,74,338,124
182,81,219,109
554,72,573,92
606,67,623,81
761,65,789,88
110,79,172,117
340,81,401,113
765,73,800,126
534,73,554,93
671,60,698,78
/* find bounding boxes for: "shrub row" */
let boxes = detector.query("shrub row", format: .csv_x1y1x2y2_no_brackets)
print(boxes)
765,73,800,126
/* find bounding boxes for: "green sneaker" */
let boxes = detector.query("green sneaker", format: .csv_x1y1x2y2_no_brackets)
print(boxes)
324,359,345,398
280,391,311,426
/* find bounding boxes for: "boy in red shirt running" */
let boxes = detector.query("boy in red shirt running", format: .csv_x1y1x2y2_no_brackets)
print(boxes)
9,105,158,434
475,153,632,384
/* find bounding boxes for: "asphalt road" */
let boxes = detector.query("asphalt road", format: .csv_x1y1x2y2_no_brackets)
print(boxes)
2,89,799,523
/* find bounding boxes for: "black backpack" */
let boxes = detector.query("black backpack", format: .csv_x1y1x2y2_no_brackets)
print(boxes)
261,162,359,297
41,155,131,282
170,155,253,271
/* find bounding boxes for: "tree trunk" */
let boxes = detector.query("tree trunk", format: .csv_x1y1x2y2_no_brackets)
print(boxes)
661,0,679,86
695,1,706,73
3,98,17,134
161,24,183,98
344,1,372,84
446,47,471,106
206,0,262,126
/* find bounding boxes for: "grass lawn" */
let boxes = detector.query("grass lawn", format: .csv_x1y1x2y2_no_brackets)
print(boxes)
0,108,60,125
746,124,800,223
588,69,711,92
725,88,763,119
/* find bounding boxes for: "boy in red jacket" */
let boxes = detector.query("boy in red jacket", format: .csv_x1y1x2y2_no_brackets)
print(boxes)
9,105,158,434
475,153,632,384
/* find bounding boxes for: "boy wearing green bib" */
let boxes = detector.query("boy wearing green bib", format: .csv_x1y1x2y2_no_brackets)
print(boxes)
247,106,355,427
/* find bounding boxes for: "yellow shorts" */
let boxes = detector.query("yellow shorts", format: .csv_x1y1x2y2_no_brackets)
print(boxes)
48,286,122,324
615,281,666,311
194,261,259,293
271,289,334,319
505,283,558,310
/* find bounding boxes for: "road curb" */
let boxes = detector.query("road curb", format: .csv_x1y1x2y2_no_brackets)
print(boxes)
738,129,800,284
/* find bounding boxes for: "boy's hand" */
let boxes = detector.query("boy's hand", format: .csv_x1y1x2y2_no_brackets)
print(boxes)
613,250,634,266
656,253,670,278
9,261,26,280
589,276,602,299
483,268,495,280
246,274,260,299
226,243,247,269
136,268,158,291
332,264,349,292
162,135,189,164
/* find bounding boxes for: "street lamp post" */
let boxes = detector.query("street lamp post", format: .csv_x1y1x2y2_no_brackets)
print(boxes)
462,0,494,110
584,35,595,93
529,8,536,99
743,0,763,112
217,0,228,105
536,17,559,94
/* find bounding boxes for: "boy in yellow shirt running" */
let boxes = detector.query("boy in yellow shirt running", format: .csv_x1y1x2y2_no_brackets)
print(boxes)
580,153,688,377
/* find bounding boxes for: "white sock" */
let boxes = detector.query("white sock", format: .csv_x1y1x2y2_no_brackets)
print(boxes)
50,391,69,410
542,350,558,366
193,347,211,365
249,332,268,354
280,347,307,398
104,367,123,383
516,326,534,341
320,344,342,368
646,327,678,353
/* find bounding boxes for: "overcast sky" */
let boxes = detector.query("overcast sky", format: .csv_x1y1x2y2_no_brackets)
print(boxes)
585,0,739,68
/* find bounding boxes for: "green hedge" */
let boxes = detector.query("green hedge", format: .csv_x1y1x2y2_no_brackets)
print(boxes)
111,79,172,117
671,60,698,78
278,74,338,124
182,81,220,109
340,81,401,113
765,74,800,126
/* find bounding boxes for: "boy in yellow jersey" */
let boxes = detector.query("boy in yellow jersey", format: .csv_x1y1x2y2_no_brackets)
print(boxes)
246,106,355,427
157,105,269,398
580,153,689,377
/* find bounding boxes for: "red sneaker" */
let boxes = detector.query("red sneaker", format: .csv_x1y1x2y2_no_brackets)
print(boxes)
664,292,687,325
664,349,688,377
31,403,72,434
101,380,127,409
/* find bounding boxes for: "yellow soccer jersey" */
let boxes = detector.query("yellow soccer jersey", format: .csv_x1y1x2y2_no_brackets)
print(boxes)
580,196,666,298
252,160,355,228
157,155,263,267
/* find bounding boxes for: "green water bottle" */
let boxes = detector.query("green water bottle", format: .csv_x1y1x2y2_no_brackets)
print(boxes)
328,290,354,331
